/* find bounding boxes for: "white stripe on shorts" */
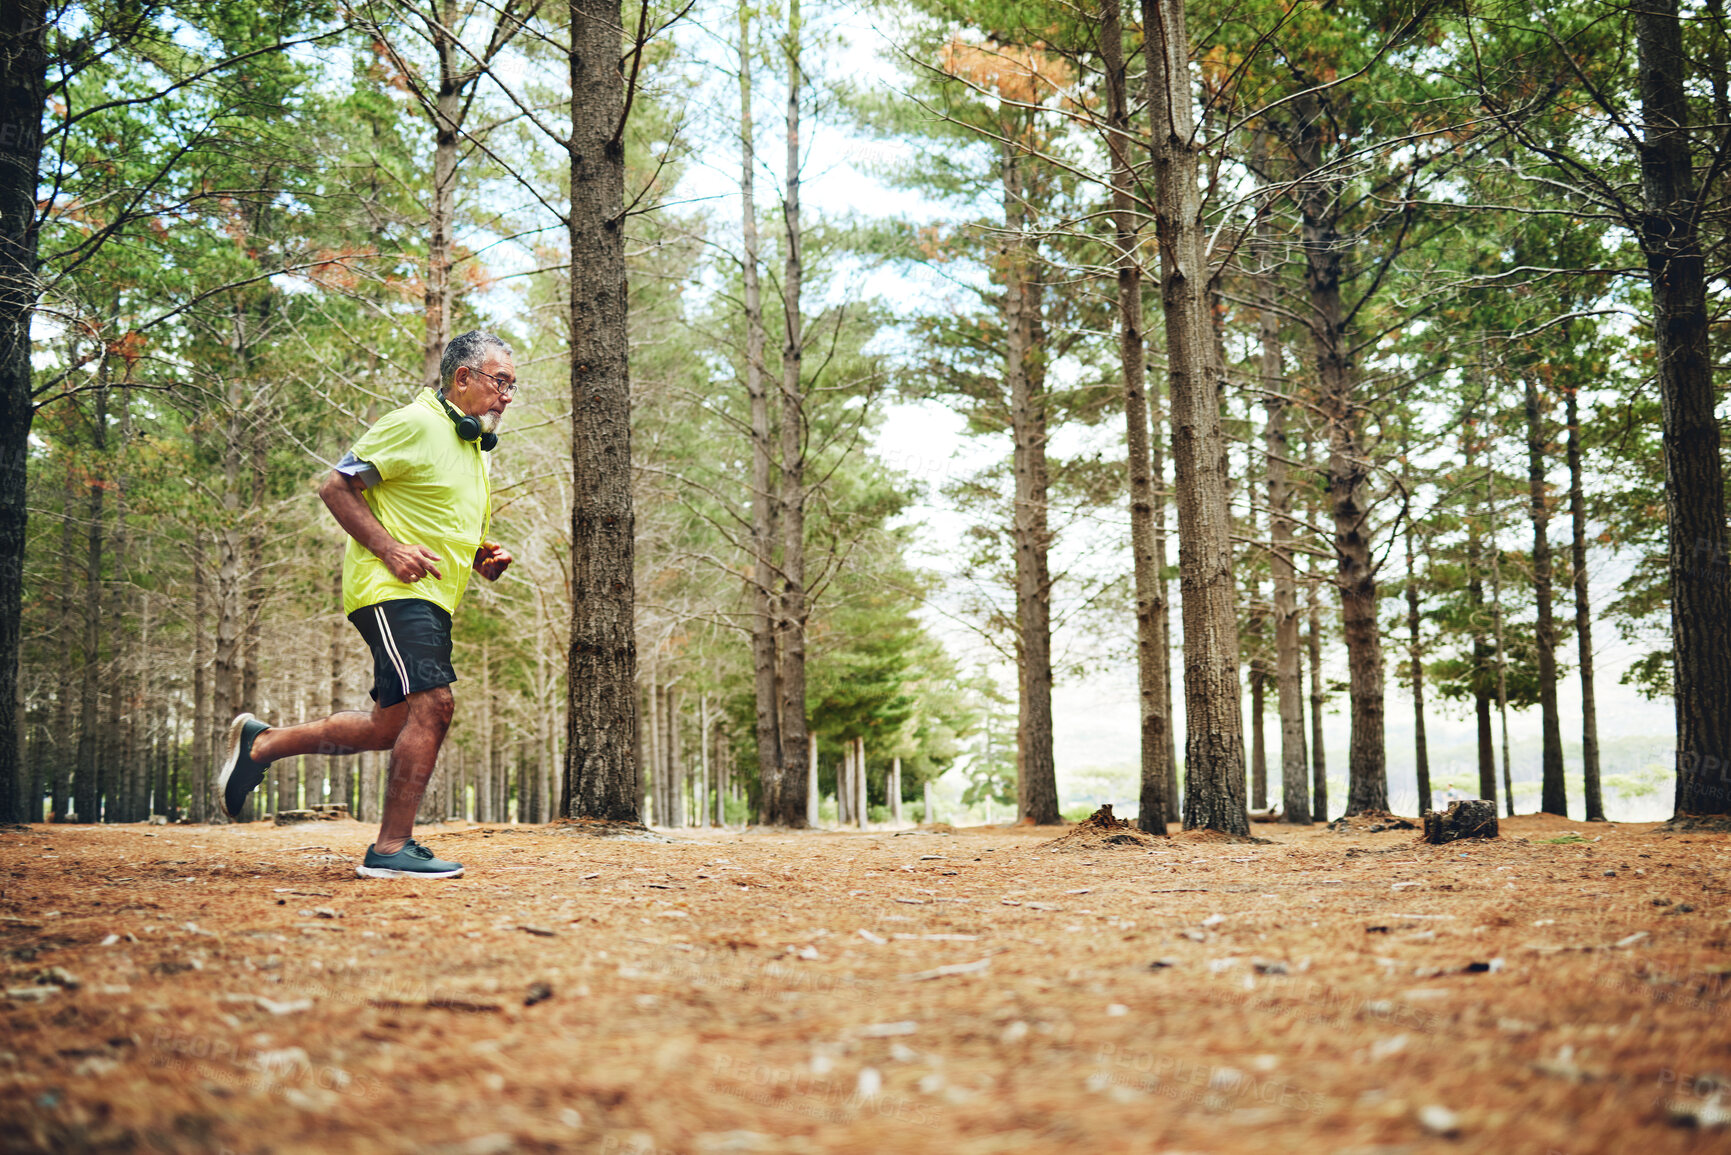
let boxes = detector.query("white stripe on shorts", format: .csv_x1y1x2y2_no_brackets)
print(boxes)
374,605,412,697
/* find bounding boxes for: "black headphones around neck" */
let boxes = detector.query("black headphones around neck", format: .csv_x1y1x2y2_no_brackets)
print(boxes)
437,390,497,451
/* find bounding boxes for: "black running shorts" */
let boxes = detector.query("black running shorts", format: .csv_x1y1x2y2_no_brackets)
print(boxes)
348,599,457,708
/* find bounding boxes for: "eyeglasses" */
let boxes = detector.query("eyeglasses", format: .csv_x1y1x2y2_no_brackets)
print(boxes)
467,367,519,399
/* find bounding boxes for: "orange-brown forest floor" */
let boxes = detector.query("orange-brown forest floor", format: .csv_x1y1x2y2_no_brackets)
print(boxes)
1,812,1728,1155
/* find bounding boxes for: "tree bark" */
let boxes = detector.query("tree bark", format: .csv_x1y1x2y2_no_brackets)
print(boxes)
836,740,849,825
1564,387,1605,820
891,755,902,823
480,640,495,822
73,381,107,822
1487,476,1516,817
51,461,76,820
1291,93,1386,815
211,383,246,820
1153,372,1179,825
534,646,551,823
1523,371,1567,815
242,399,266,731
1259,217,1308,823
110,388,134,821
1143,0,1247,834
739,3,783,820
1634,0,1731,816
642,676,655,822
153,699,169,819
769,0,809,826
1464,414,1497,806
1306,548,1328,821
327,566,343,809
663,683,684,827
697,691,709,828
0,0,45,825
192,542,211,822
421,0,461,389
1003,134,1060,827
1404,513,1431,816
562,0,640,822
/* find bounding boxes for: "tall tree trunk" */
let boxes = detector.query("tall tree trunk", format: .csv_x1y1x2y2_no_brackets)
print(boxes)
421,0,461,390
480,640,495,823
836,739,849,825
1249,667,1268,810
536,646,552,823
1291,94,1387,815
1487,477,1516,817
771,0,809,827
73,381,108,822
1102,0,1168,835
665,683,684,827
113,393,136,821
0,0,46,825
1404,514,1431,816
696,692,709,828
212,385,246,820
1464,413,1497,806
642,677,656,822
192,544,212,822
562,0,640,822
1635,1,1731,816
1307,545,1328,821
1259,209,1308,824
1143,0,1248,834
51,463,76,821
123,574,143,823
169,707,181,821
1154,377,1179,824
738,1,783,822
1565,387,1605,820
1523,372,1567,815
327,566,342,808
242,402,266,722
154,698,169,819
1003,136,1060,827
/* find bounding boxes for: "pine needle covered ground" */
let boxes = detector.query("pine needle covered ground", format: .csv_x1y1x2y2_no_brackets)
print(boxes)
1,815,1726,1154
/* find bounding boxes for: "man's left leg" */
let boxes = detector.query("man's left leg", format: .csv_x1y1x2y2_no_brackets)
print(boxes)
217,702,407,821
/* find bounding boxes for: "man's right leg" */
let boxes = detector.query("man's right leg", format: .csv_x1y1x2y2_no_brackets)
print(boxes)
373,686,453,856
356,686,465,879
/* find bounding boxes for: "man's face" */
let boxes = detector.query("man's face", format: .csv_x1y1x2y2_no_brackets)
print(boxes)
452,351,517,433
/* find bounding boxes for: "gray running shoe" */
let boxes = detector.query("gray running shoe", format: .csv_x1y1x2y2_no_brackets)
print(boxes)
217,713,271,820
356,840,465,880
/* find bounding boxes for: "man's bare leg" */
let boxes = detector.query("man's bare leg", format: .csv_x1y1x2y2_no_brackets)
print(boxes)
250,702,408,765
373,686,454,856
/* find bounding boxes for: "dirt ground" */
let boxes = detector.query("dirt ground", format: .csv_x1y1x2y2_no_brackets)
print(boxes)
1,811,1727,1155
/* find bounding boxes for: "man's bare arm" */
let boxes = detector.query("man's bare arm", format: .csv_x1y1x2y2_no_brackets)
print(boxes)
318,470,444,583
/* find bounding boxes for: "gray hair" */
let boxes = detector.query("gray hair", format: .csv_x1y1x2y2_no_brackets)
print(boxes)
439,330,513,394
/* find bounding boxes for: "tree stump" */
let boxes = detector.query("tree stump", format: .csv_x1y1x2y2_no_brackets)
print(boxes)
1422,800,1499,843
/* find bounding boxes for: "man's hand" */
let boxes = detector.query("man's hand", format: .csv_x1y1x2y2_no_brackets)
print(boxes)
380,542,444,583
475,542,512,581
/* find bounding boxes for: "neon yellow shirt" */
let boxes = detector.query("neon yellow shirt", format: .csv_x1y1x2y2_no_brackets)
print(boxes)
340,389,491,616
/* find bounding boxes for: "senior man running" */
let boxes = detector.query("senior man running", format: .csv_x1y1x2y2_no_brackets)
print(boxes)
216,330,517,879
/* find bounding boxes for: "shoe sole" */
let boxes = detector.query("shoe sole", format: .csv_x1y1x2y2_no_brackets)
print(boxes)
356,864,465,880
215,713,257,819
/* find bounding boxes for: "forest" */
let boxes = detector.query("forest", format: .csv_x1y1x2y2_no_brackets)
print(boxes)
1,0,1727,836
